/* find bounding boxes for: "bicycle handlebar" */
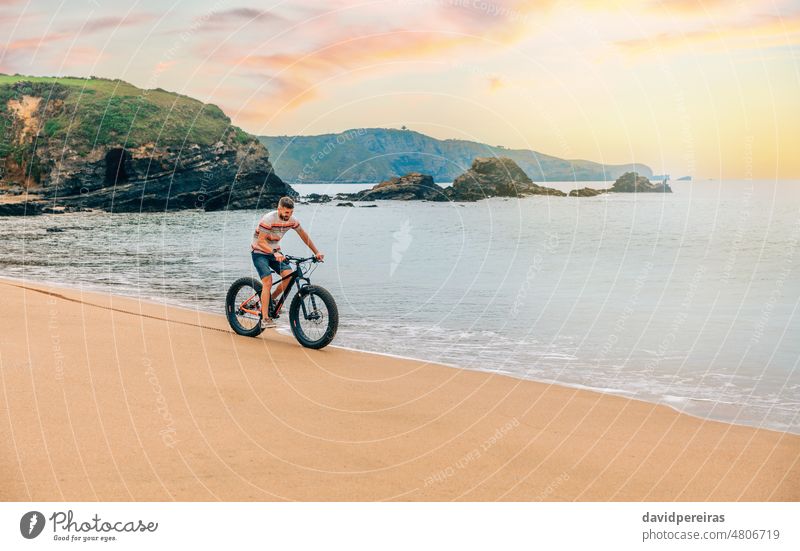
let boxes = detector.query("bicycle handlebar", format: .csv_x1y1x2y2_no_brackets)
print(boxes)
282,254,321,264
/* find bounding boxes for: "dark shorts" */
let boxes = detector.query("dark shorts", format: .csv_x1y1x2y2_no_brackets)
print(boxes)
252,251,291,280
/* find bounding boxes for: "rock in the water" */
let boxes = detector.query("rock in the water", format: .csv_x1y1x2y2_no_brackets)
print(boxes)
608,172,672,193
567,172,673,196
343,172,447,201
568,187,605,197
0,201,42,216
305,193,332,203
448,157,566,201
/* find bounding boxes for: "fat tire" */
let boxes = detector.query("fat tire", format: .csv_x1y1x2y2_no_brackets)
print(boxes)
226,276,264,337
289,285,338,349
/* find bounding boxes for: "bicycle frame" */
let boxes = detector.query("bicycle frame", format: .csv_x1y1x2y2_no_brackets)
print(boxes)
237,258,315,319
270,262,311,316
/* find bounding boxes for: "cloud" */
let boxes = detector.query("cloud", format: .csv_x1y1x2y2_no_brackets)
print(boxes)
235,31,480,113
213,8,283,22
0,10,44,26
616,12,800,56
223,0,550,119
79,14,156,34
0,13,156,70
644,0,741,15
191,7,285,32
577,0,732,13
4,32,72,52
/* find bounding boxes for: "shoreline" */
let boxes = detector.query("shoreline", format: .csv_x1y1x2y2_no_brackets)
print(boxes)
298,336,800,438
0,273,797,438
0,277,798,501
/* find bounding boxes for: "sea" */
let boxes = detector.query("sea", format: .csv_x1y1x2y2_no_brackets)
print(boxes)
1,179,798,434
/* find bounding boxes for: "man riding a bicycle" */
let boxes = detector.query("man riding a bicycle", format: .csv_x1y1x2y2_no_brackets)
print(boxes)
251,196,324,329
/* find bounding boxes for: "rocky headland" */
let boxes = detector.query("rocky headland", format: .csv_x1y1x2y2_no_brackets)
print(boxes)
0,76,295,216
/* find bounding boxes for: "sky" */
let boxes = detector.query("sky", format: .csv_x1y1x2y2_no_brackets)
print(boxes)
1,0,799,179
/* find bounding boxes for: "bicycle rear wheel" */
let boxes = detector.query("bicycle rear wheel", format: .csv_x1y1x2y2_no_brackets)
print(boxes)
226,277,264,337
289,285,338,349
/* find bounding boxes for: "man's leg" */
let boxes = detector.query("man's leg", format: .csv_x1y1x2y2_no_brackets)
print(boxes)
271,268,293,305
260,275,273,318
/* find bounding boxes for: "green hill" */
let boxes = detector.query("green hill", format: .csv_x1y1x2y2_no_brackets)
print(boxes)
0,75,251,178
0,75,292,214
0,75,247,146
259,128,653,183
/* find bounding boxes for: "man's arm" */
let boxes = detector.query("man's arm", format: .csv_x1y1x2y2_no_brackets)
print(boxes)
295,226,323,260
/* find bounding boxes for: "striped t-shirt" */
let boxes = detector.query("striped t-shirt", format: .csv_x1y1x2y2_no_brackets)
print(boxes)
251,210,301,254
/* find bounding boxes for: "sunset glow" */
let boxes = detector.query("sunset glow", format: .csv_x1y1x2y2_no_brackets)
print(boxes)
2,0,798,178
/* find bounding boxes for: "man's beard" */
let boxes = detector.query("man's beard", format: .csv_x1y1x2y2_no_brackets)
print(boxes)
280,213,290,220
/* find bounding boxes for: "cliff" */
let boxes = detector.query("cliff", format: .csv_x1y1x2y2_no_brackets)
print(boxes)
0,75,295,215
343,172,448,201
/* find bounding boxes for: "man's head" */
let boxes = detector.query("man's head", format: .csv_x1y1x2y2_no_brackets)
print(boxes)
277,196,294,221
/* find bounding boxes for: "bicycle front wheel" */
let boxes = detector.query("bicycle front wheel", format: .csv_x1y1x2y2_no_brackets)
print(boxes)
288,285,338,349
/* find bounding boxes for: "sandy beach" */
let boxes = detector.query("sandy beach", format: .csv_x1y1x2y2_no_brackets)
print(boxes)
0,277,797,501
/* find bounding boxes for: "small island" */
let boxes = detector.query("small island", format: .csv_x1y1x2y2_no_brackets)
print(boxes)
325,162,672,204
568,172,672,197
335,157,567,203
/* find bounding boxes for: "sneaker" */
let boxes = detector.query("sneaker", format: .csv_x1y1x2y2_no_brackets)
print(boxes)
260,317,276,329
